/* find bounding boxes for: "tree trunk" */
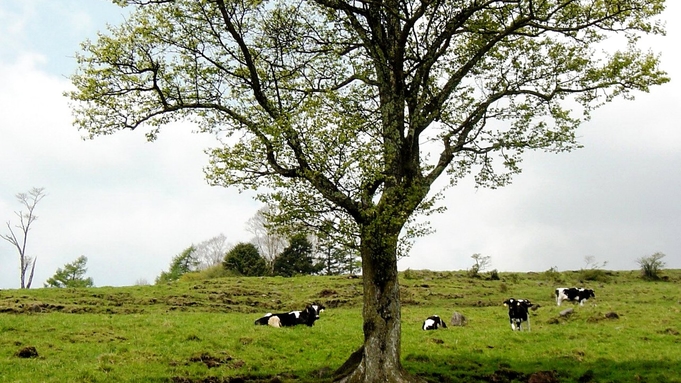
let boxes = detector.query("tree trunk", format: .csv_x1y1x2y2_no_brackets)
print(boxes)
334,222,425,383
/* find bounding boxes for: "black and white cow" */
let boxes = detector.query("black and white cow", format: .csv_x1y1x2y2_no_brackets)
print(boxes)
254,304,325,327
503,298,533,331
555,287,595,306
422,315,447,330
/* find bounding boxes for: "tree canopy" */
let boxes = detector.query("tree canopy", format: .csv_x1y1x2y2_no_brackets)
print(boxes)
69,1,668,381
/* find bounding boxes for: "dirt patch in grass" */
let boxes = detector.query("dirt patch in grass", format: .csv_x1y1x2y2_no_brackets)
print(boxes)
15,346,39,358
660,328,680,336
187,352,243,369
318,289,338,298
527,370,559,383
485,368,526,382
171,375,291,383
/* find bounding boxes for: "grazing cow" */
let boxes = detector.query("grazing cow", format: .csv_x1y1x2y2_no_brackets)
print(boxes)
422,315,447,330
254,304,325,327
503,298,533,331
555,287,595,306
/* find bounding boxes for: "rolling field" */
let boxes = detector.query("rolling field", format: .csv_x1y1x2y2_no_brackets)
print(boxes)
1,269,680,382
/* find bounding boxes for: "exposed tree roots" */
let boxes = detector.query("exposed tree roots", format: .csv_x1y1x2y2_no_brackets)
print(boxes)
333,346,426,383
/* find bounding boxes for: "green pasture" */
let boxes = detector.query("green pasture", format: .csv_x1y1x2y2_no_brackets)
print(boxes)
1,270,680,382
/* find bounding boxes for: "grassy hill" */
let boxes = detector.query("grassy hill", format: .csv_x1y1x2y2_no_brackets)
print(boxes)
1,269,680,382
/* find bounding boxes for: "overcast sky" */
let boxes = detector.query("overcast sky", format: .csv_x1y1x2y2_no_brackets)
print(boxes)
1,1,679,289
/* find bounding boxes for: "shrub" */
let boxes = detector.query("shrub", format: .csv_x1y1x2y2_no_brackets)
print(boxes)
507,273,521,284
488,269,500,280
403,268,417,280
543,266,562,283
636,252,666,280
180,265,236,282
580,256,610,282
223,243,268,276
580,268,610,283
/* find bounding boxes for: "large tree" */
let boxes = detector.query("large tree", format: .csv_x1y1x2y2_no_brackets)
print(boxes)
68,1,668,381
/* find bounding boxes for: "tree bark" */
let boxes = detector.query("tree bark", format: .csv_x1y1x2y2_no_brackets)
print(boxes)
334,221,425,383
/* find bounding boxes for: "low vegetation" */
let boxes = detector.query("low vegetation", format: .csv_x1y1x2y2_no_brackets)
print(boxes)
1,269,680,382
637,252,667,281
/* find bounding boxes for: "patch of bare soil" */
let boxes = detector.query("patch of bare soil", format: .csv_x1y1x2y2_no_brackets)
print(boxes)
485,368,526,382
484,369,559,383
527,370,559,383
171,375,290,383
15,346,39,358
188,352,240,369
318,289,338,298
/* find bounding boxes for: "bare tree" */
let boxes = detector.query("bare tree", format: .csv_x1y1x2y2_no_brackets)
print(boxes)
468,253,492,278
246,206,287,266
584,255,608,270
1,187,47,289
193,233,232,270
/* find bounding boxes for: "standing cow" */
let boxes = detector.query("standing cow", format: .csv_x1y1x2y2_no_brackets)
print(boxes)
555,287,595,306
503,298,533,331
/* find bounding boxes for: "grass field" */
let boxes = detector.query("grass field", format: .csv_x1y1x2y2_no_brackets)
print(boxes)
1,269,680,382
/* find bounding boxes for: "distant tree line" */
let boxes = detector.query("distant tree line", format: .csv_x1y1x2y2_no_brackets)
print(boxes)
155,206,360,284
156,232,358,283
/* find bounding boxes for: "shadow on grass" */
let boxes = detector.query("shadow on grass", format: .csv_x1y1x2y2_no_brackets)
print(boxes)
169,354,681,383
404,353,681,383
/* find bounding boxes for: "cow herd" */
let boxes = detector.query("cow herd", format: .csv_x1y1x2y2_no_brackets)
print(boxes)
252,287,595,332
423,286,596,332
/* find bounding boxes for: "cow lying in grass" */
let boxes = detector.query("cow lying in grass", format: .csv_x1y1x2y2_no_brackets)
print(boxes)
254,304,325,327
422,315,447,330
503,298,533,331
555,287,595,306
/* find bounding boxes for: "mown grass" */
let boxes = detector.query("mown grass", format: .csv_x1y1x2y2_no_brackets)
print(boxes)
1,270,680,382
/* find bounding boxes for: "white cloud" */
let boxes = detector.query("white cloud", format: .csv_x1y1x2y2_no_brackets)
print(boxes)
0,55,260,288
0,2,32,42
